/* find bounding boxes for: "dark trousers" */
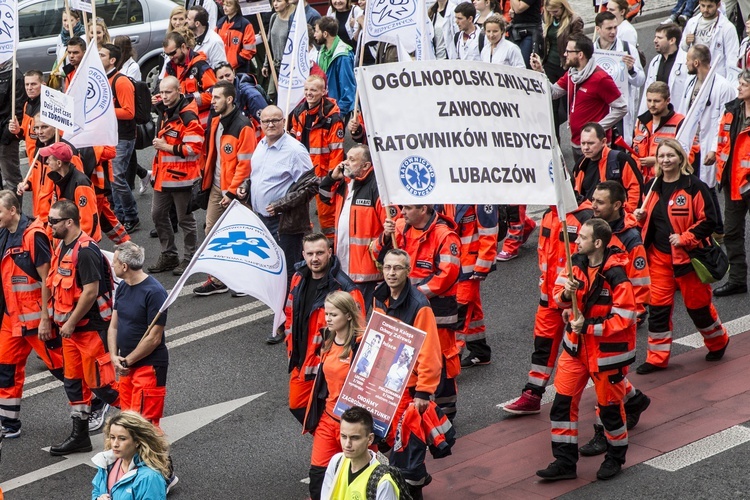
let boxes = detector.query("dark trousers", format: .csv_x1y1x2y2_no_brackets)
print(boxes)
258,213,304,289
723,188,750,285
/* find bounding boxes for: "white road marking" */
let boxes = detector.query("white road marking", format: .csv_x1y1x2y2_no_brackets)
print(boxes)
645,425,750,472
672,314,750,348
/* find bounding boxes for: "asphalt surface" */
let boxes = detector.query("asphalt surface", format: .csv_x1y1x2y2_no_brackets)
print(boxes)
4,13,750,499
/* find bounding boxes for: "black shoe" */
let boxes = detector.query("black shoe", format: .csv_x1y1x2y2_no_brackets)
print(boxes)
460,355,491,368
123,218,140,234
148,253,180,273
596,457,622,480
713,282,747,297
266,326,286,345
637,312,647,328
625,390,651,430
706,338,729,361
172,259,191,276
579,424,607,456
636,362,666,375
536,460,577,481
50,417,92,456
150,228,158,238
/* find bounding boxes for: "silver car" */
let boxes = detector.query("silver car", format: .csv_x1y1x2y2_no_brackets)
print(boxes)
18,0,181,86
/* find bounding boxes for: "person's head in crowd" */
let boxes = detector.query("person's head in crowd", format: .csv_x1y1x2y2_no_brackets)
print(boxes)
62,9,82,33
99,43,121,73
66,36,87,67
592,181,627,221
400,205,434,229
113,35,138,71
302,232,333,278
322,291,364,360
654,23,682,56
273,0,294,15
259,106,286,142
579,122,607,160
343,144,372,179
698,0,720,20
211,80,236,117
315,17,339,46
339,407,375,461
307,24,317,50
329,0,352,13
159,76,182,108
163,32,190,67
214,61,236,82
606,0,629,23
739,69,750,102
483,15,508,46
48,199,81,241
32,114,56,144
454,2,477,33
645,81,671,117
594,11,618,46
0,190,21,230
544,0,576,26
174,26,197,49
168,6,188,33
304,75,327,108
113,241,146,280
576,218,612,257
383,249,411,298
24,70,44,100
687,44,711,75
89,17,111,47
41,142,74,178
223,0,240,18
564,33,593,69
187,5,210,35
655,138,692,177
473,0,500,16
103,411,171,480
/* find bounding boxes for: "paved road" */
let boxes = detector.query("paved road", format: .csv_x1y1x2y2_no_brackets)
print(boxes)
5,13,750,499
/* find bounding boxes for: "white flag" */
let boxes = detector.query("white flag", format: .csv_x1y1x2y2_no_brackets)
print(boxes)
397,36,413,62
160,200,287,332
546,81,578,218
65,42,118,148
365,0,419,52
278,0,310,116
414,0,435,61
0,0,18,65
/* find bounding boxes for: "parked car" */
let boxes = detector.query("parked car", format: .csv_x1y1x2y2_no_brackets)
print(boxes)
18,0,180,87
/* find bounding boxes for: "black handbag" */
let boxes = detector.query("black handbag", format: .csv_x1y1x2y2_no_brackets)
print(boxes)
688,238,729,284
134,120,156,150
187,178,210,214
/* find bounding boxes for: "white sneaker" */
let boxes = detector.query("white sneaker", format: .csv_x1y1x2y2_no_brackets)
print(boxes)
167,475,179,494
88,403,110,432
660,14,677,24
138,171,152,195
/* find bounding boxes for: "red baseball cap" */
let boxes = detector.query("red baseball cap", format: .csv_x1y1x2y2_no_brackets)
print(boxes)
39,142,74,162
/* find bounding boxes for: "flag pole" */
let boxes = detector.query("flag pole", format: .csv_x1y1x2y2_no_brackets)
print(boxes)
82,11,89,44
560,221,580,320
91,1,98,44
64,0,75,38
256,13,279,94
283,24,299,119
351,21,367,119
10,49,16,119
21,149,42,188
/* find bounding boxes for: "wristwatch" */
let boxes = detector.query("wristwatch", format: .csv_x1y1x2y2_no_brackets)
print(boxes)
121,359,128,369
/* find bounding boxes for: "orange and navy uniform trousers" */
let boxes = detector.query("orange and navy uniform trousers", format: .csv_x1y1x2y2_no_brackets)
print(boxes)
288,97,345,242
118,366,167,427
164,50,217,128
639,174,729,367
216,14,257,73
632,107,698,183
500,205,536,255
47,232,119,417
439,204,498,360
524,203,592,396
372,211,461,419
152,97,205,192
609,212,651,320
551,248,638,468
574,145,644,213
285,256,364,424
49,164,101,242
318,165,393,309
0,216,63,432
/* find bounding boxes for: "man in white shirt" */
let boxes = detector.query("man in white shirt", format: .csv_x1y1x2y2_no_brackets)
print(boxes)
186,0,218,30
453,2,484,61
681,0,739,81
188,5,226,67
639,23,689,115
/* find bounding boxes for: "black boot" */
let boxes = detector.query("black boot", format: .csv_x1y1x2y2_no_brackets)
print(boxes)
50,417,92,456
579,424,607,456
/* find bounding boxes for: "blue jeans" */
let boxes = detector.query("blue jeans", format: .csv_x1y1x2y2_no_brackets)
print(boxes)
112,139,138,222
671,0,698,16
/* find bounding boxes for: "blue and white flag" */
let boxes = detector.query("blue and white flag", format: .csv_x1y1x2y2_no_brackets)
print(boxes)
364,0,419,52
0,0,18,65
65,42,118,148
160,200,287,332
278,0,310,116
414,0,435,61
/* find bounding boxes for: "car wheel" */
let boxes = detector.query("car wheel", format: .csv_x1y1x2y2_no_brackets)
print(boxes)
140,57,163,90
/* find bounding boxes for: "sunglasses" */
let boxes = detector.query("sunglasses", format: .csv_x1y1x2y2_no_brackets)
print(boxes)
47,217,71,226
163,48,179,58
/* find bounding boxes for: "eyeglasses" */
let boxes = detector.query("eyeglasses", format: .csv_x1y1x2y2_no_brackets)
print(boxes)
214,61,232,71
163,48,179,58
47,217,70,226
563,49,582,54
261,118,284,126
382,265,407,272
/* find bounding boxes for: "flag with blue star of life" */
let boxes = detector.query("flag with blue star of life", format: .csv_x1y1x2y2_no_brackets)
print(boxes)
159,200,287,332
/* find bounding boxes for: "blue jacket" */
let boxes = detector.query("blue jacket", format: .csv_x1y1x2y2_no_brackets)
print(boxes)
325,45,356,116
234,74,268,123
91,451,167,500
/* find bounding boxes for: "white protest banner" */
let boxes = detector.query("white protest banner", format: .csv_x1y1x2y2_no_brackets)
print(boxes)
240,0,273,15
0,0,17,66
160,200,287,332
40,85,76,135
277,0,310,115
71,0,93,13
356,60,558,205
364,0,419,52
65,42,118,148
334,312,425,438
593,49,629,105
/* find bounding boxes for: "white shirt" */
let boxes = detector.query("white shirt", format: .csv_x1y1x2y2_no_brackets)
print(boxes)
481,39,525,67
618,21,638,47
195,29,227,68
120,58,142,81
456,30,482,61
336,185,355,275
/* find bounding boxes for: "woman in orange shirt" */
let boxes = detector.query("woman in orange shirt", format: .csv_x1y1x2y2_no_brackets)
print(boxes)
304,291,364,500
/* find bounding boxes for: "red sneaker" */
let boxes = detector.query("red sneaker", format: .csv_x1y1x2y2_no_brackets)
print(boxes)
521,218,537,245
503,390,541,415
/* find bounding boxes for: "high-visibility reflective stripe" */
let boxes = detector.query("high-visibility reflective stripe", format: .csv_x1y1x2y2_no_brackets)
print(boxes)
0,397,21,406
476,259,494,268
350,237,372,245
612,307,638,321
54,312,71,323
237,153,253,161
609,436,628,446
660,126,677,134
648,342,671,351
551,420,576,430
329,143,344,150
318,188,333,198
703,328,726,339
19,311,42,322
468,319,485,329
478,226,498,235
607,424,627,438
530,363,553,375
429,421,453,440
698,318,721,333
461,264,474,274
648,330,672,340
592,323,603,336
528,375,548,386
630,277,651,286
242,44,255,50
70,404,91,414
350,273,382,282
440,255,460,265
160,155,188,163
460,235,478,244
309,147,331,154
0,408,19,419
161,179,195,188
461,331,486,339
554,276,568,286
11,283,41,292
435,314,458,325
194,93,203,106
741,160,750,169
540,263,548,271
562,334,577,351
540,292,548,301
598,350,635,369
551,434,577,444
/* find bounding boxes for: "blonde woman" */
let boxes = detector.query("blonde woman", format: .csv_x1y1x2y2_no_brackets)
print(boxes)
304,291,364,500
92,411,173,499
167,6,188,33
88,17,111,48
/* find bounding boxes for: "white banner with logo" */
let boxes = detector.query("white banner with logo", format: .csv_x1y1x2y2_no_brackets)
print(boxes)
40,85,76,134
364,0,419,52
70,0,93,14
0,0,17,65
593,49,629,105
356,60,559,205
277,0,310,115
